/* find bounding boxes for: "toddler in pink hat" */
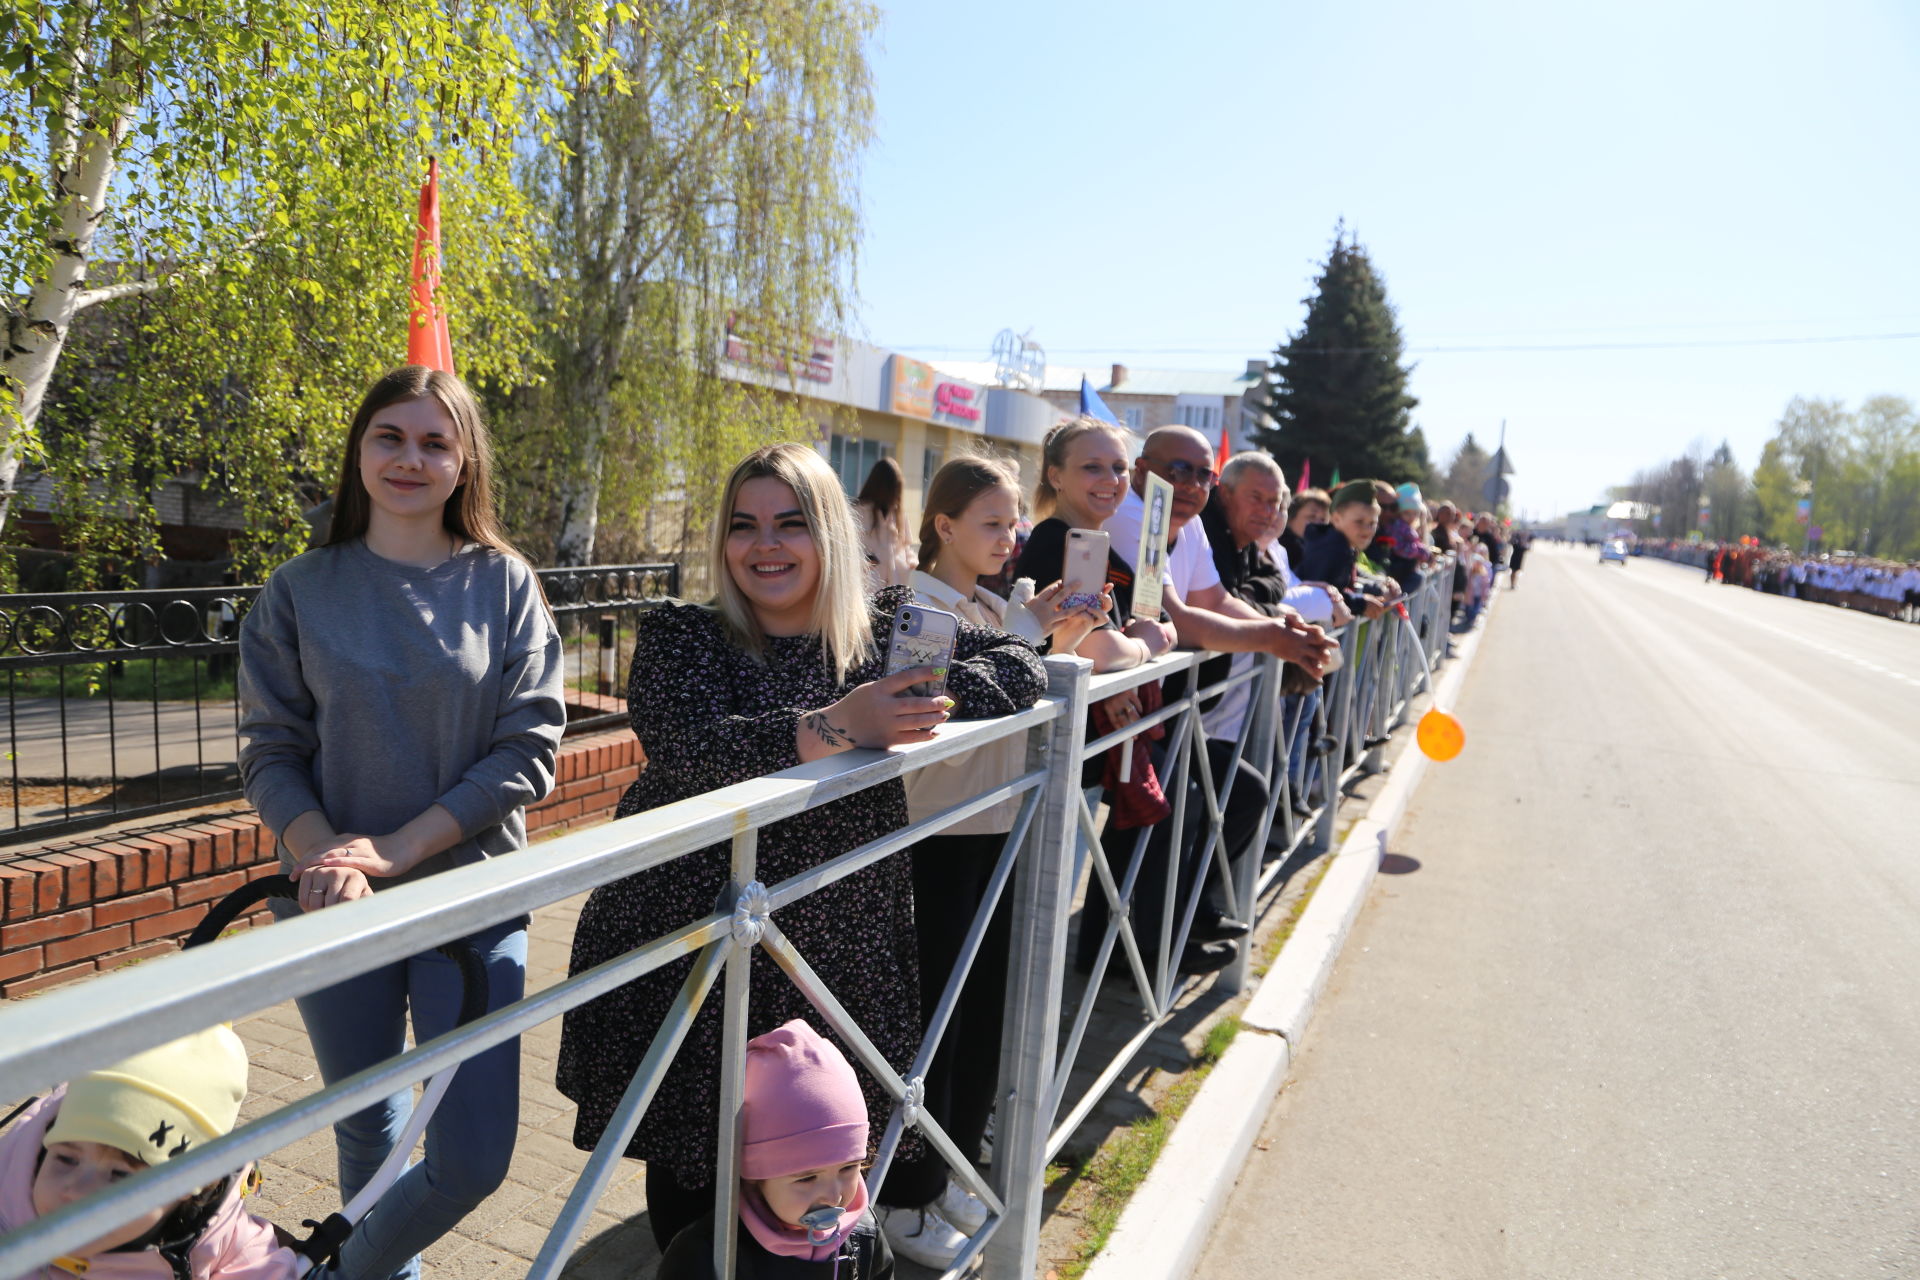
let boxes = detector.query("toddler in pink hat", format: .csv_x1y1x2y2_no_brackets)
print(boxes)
655,1020,893,1278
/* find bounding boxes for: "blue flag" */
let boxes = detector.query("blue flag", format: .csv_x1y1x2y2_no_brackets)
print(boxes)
1080,375,1120,426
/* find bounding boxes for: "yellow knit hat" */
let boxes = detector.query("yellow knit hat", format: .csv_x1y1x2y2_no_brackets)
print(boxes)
44,1026,248,1165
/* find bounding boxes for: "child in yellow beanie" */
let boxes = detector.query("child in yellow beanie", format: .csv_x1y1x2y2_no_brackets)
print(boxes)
0,1025,303,1279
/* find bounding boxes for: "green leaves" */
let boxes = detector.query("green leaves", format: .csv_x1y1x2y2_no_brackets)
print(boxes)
9,0,880,582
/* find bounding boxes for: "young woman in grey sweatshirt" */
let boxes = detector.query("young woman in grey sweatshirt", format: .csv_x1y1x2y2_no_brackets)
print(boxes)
237,366,566,1280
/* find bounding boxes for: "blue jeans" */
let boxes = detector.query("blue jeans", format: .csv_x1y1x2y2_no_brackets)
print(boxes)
273,904,526,1280
1283,689,1323,804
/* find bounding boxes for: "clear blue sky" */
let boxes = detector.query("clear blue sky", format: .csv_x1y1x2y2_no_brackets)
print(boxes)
853,0,1920,518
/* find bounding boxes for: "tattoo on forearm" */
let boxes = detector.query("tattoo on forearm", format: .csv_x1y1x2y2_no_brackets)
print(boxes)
804,712,853,748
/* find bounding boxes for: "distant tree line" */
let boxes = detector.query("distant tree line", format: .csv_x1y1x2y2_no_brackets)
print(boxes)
1617,395,1920,557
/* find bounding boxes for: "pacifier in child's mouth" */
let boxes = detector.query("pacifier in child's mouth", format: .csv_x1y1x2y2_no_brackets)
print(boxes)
799,1204,844,1244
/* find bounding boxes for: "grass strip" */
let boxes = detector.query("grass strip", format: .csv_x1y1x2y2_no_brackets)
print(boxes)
1056,1016,1242,1278
1052,857,1336,1275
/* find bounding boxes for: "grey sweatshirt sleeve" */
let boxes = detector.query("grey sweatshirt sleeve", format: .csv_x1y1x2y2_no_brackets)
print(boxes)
237,572,327,838
432,568,568,839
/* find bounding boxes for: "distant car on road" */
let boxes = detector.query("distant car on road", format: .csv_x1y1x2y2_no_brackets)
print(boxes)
1599,539,1630,565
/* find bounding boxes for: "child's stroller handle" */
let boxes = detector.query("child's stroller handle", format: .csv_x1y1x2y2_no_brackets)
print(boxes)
186,874,489,1026
187,873,493,1269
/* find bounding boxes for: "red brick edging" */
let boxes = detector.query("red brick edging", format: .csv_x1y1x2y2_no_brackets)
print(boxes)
0,729,642,997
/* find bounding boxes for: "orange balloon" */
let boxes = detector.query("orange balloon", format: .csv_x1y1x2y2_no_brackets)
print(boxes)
1417,708,1465,762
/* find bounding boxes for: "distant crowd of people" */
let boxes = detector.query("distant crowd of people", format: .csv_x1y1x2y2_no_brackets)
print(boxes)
10,364,1513,1280
1640,539,1920,623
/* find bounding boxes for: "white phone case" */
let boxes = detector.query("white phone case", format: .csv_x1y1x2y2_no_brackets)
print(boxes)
1063,528,1110,612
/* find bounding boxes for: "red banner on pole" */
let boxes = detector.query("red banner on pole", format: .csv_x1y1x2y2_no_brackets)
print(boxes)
408,158,456,374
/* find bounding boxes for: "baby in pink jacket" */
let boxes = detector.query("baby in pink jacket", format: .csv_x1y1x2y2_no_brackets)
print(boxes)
0,1025,303,1280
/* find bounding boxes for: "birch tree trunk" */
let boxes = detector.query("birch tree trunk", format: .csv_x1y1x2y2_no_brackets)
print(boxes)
0,42,134,542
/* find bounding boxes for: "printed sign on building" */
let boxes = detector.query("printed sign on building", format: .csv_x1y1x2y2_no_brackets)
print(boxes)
890,357,987,432
724,313,835,384
931,378,985,430
890,355,937,418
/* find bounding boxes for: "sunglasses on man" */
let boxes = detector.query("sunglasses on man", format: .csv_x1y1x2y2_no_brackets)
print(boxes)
1155,458,1217,489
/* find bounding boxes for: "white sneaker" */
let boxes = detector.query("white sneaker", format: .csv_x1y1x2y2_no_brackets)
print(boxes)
878,1203,968,1269
934,1177,988,1235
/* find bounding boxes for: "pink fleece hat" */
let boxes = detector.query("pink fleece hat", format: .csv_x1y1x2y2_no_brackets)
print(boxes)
740,1020,869,1180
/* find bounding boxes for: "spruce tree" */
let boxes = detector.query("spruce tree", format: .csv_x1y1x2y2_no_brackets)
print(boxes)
1254,226,1426,486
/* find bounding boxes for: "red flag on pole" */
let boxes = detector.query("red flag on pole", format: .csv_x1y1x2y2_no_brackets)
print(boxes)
1216,423,1231,475
1296,458,1311,493
408,158,456,374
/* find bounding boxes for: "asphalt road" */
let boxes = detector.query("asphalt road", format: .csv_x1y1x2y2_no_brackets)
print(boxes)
9,696,239,779
1201,544,1920,1279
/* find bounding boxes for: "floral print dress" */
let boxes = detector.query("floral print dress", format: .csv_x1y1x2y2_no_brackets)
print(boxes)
555,586,1046,1183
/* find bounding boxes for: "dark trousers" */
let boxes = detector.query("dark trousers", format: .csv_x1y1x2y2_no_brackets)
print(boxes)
881,830,1015,1208
644,1163,715,1252
1078,739,1269,975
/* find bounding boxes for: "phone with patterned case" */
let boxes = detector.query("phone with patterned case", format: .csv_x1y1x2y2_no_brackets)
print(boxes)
883,604,959,698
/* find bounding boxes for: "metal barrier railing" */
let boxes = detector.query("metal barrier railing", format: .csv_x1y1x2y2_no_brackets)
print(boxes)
0,559,1459,1280
0,563,678,840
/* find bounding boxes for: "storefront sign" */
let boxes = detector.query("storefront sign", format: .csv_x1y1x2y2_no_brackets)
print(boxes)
889,356,985,430
724,313,834,384
890,356,936,417
933,380,983,425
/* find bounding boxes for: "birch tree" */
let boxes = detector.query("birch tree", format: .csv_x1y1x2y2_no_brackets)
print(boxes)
509,1,875,565
0,0,604,568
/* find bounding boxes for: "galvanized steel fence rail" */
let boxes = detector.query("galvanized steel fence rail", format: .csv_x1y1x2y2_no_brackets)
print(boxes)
0,560,1457,1279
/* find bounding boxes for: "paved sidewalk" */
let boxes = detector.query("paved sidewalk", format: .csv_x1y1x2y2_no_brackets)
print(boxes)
239,893,656,1280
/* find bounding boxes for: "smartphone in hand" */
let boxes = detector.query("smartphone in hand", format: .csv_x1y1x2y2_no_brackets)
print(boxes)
883,604,959,698
1062,528,1110,612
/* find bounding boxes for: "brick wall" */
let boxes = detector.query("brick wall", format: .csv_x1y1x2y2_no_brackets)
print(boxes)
0,728,642,998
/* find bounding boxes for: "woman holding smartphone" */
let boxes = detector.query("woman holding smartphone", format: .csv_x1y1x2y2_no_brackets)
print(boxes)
238,366,566,1280
555,443,1045,1252
868,456,1104,1265
1014,417,1179,698
1015,418,1186,977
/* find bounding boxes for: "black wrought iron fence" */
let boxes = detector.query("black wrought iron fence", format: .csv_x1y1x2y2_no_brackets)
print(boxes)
0,563,679,843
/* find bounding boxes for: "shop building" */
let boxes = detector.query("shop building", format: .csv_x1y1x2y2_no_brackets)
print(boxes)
934,357,1276,459
718,319,1069,530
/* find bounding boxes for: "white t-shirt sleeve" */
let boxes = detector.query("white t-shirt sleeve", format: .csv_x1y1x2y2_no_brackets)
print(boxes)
1105,489,1145,571
1171,519,1222,596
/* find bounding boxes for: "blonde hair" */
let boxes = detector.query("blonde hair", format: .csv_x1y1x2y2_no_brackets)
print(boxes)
710,443,875,683
1035,416,1130,518
918,455,1021,570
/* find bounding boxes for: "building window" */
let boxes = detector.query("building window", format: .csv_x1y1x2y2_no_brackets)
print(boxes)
1123,407,1145,433
1184,404,1220,437
828,434,892,498
922,446,944,495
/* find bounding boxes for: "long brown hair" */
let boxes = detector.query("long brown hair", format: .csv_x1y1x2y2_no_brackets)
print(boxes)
324,365,525,561
856,455,905,524
1034,416,1130,518
918,455,1021,570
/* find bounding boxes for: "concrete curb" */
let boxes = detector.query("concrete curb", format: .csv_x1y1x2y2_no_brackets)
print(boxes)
1082,593,1501,1280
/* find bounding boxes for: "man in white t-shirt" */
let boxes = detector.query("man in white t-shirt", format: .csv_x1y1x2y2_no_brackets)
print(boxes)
1103,428,1334,672
1093,427,1335,973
